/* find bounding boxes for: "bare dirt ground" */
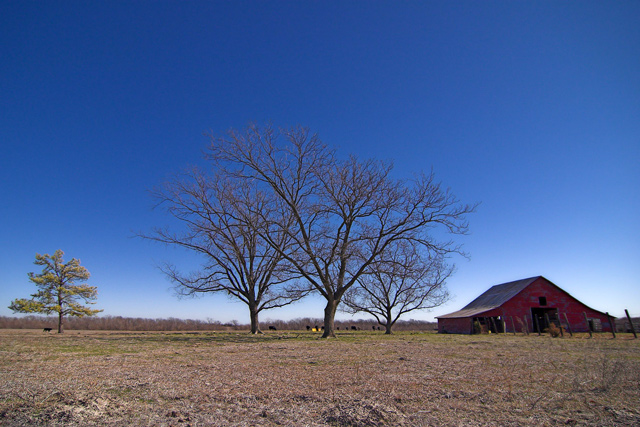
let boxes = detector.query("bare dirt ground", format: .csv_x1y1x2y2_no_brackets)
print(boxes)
0,329,638,426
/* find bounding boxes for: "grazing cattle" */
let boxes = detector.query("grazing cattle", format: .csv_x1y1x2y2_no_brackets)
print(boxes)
321,326,325,330
351,326,357,331
315,325,319,331
306,325,311,331
372,325,376,331
268,326,277,331
43,328,52,333
336,327,340,330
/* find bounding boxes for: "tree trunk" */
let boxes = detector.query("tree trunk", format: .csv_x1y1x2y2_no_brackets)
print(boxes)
321,299,339,338
384,309,394,334
58,312,64,334
384,323,393,334
249,306,263,334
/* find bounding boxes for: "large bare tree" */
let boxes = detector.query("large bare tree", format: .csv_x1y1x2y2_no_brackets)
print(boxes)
206,124,475,338
146,167,305,334
341,241,451,334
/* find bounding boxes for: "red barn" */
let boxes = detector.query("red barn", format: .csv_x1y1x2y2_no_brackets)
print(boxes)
437,276,614,334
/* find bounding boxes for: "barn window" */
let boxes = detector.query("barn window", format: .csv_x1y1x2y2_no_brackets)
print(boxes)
539,296,547,306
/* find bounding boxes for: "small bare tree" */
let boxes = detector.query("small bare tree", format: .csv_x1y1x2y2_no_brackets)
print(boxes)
145,167,305,334
342,241,451,334
207,124,475,338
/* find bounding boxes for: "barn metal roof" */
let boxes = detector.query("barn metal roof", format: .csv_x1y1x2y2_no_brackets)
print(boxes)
437,276,540,319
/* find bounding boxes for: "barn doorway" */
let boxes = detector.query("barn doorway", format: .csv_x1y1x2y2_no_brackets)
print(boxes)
472,316,504,334
531,307,559,333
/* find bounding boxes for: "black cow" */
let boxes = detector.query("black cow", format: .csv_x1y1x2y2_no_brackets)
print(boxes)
43,328,52,333
268,326,277,331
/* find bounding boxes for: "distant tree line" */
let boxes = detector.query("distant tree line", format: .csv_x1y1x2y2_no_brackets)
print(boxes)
0,315,237,331
263,317,438,332
0,315,438,332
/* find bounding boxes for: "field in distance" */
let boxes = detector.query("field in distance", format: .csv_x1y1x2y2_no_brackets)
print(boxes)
1,330,639,426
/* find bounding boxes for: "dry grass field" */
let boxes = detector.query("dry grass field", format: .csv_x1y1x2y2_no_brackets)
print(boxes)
1,329,639,426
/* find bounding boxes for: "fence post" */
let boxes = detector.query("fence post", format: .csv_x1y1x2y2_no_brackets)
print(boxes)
583,312,592,338
523,315,530,335
510,316,517,335
544,313,552,336
606,312,616,338
562,312,573,337
555,313,564,337
625,309,637,338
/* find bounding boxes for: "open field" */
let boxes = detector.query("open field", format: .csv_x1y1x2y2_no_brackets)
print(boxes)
1,330,638,426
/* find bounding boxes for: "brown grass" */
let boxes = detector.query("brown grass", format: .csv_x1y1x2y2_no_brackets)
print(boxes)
1,330,639,426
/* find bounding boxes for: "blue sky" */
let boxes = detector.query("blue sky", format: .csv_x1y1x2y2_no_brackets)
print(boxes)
1,1,638,324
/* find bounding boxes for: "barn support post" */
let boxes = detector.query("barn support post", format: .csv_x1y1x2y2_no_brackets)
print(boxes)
470,318,478,334
533,315,541,336
562,312,573,337
510,316,516,335
583,312,593,338
606,312,616,338
625,309,637,338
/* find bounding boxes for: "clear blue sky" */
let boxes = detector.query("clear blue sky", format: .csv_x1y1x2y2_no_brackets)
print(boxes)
1,1,638,324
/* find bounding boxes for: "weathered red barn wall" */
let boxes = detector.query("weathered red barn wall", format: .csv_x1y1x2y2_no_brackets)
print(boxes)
499,277,613,332
438,317,472,334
